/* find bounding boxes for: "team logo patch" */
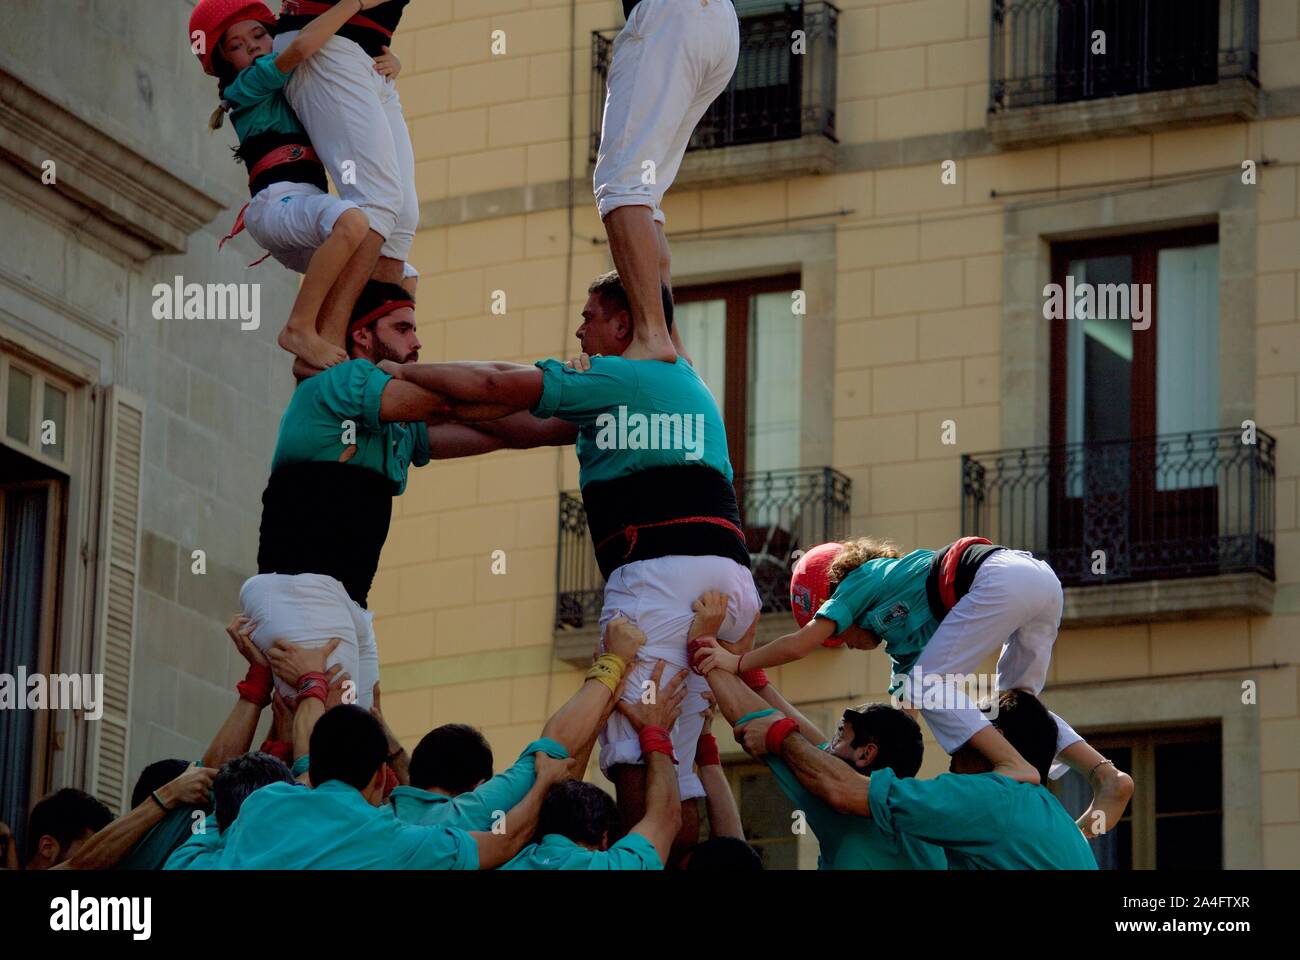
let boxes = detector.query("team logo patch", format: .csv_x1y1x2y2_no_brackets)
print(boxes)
793,584,812,614
877,601,909,631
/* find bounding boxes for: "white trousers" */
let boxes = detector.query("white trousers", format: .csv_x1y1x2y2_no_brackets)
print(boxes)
243,182,359,274
597,555,761,801
896,550,1082,777
238,572,378,711
273,33,418,261
593,0,739,225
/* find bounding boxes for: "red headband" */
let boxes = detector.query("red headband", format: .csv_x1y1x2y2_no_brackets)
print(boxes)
348,299,415,337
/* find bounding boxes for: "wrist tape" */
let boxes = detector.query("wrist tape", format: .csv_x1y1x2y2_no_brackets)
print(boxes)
237,662,273,707
297,671,329,705
585,653,626,694
765,717,799,756
259,739,293,764
687,636,715,676
740,667,769,690
696,732,721,767
639,725,677,764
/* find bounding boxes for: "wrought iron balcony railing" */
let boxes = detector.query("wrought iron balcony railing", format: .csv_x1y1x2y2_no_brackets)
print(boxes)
962,429,1275,587
590,1,838,165
556,466,851,630
990,0,1259,113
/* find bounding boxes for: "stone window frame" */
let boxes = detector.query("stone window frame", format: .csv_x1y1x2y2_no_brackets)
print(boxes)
999,173,1268,624
1044,674,1262,868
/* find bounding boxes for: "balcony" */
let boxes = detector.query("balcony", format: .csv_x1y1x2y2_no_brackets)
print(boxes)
589,1,839,190
988,0,1259,148
962,428,1276,626
554,466,850,664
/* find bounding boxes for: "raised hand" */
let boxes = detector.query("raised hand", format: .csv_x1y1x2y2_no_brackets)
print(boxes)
617,660,686,733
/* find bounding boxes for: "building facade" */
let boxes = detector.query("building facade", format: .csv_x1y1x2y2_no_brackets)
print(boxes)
1,0,1295,871
372,0,1299,869
0,0,300,850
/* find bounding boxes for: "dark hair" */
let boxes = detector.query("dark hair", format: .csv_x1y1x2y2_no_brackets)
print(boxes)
308,705,388,792
687,836,763,871
25,788,113,863
214,751,295,832
536,780,622,849
587,270,674,332
841,703,925,778
981,690,1058,785
348,280,415,347
408,724,494,794
131,759,191,810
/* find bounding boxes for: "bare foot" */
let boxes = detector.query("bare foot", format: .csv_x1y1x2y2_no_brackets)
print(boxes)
1077,764,1134,838
278,325,347,369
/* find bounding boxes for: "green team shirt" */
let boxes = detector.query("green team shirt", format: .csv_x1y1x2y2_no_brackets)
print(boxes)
223,54,306,142
390,738,569,831
115,804,207,870
531,356,732,488
271,359,430,494
163,813,223,870
867,768,1097,870
815,549,938,686
500,831,662,871
216,780,478,870
766,755,946,870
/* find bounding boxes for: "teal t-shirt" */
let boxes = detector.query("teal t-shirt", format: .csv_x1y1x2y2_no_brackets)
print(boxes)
163,814,224,870
270,359,431,494
815,549,938,685
216,780,479,870
500,831,662,871
115,805,208,870
390,738,569,831
868,768,1097,870
766,756,945,870
223,54,306,142
531,356,733,488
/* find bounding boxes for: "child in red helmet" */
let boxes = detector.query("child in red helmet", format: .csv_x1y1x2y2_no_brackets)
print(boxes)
694,536,1134,838
189,0,399,371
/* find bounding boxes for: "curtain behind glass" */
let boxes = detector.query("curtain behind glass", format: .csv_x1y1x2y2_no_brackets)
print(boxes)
747,291,802,475
1156,243,1219,490
674,299,727,412
0,487,49,859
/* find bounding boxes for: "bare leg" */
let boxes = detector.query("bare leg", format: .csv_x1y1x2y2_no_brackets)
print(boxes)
654,221,691,365
318,229,385,350
603,205,676,361
1060,740,1134,838
400,270,419,298
609,763,699,866
372,255,405,285
277,209,368,368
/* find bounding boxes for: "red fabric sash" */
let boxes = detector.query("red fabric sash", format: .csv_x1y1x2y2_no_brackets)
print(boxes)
938,536,993,612
594,515,746,561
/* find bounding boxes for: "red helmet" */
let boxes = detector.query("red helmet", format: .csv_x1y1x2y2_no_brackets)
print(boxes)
789,542,843,634
189,0,276,76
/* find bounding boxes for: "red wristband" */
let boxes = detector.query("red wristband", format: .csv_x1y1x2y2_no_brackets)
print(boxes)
259,739,293,764
639,725,677,764
237,662,273,707
765,717,799,756
296,671,329,705
740,668,769,690
695,732,721,767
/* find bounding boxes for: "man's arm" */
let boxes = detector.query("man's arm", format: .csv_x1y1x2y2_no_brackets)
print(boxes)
371,684,410,786
755,682,828,746
378,377,455,423
53,764,217,870
202,616,270,769
385,361,545,410
424,412,578,461
616,660,687,866
468,753,572,869
265,638,342,781
735,712,872,818
695,699,744,840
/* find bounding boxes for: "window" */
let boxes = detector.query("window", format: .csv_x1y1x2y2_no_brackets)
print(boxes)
1055,0,1220,103
723,760,801,868
0,447,67,857
2,355,72,469
674,273,803,481
1048,226,1224,580
1052,725,1223,869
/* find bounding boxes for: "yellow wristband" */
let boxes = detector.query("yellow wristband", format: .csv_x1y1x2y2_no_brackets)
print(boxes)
585,653,626,694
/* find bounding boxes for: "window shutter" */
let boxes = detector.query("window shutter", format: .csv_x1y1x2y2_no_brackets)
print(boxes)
88,386,145,813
